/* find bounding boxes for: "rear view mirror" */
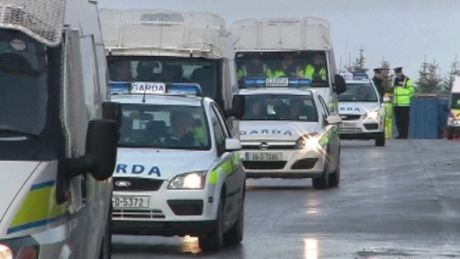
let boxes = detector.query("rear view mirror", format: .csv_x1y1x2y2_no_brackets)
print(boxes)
225,138,242,151
326,115,342,125
334,74,346,95
67,119,118,181
231,95,245,119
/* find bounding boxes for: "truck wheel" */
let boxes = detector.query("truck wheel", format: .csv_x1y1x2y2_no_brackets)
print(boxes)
328,157,341,187
375,132,385,146
199,197,224,252
224,201,244,246
447,128,454,140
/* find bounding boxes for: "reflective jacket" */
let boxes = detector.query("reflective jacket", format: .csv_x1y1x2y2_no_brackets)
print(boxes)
297,64,326,80
393,76,415,107
265,68,287,79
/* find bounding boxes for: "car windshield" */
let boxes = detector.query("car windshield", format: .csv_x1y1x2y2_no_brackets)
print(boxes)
235,51,329,88
242,94,318,121
0,30,48,136
119,104,211,150
108,57,221,101
451,93,460,109
339,83,378,102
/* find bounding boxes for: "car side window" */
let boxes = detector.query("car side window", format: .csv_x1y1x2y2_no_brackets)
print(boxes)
211,104,230,138
210,108,226,155
318,95,329,116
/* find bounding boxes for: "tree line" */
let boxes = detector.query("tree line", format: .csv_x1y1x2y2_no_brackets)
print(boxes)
342,47,459,96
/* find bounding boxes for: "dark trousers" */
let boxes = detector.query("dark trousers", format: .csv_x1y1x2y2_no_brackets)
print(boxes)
394,106,410,139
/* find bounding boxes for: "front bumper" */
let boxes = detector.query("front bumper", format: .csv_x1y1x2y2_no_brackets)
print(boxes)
338,117,384,138
240,148,325,178
111,182,218,236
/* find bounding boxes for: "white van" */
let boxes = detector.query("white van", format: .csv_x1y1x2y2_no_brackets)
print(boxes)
0,0,118,258
100,9,233,110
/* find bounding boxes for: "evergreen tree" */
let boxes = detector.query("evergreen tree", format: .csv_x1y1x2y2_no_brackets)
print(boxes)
416,58,443,94
442,56,459,95
347,47,368,73
380,59,392,94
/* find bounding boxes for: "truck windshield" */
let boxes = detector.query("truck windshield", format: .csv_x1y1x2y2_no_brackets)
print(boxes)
119,104,211,150
339,83,378,102
235,51,329,88
108,57,221,101
451,93,460,109
242,94,318,122
0,30,48,137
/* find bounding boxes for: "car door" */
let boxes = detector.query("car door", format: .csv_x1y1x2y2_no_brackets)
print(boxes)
210,104,243,222
317,95,340,171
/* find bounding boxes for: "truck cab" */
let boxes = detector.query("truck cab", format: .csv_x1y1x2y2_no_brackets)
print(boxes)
100,9,233,110
0,0,118,258
447,75,460,139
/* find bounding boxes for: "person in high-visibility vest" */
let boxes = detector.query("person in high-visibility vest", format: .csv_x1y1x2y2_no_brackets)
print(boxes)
296,53,327,81
392,67,415,139
383,94,394,139
266,53,297,79
237,56,266,80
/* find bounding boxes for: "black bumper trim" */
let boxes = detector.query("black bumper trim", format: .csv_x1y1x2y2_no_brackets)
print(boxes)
339,132,383,140
112,220,216,236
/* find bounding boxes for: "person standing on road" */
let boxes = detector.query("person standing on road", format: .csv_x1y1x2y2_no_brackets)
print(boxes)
372,68,385,99
392,67,415,139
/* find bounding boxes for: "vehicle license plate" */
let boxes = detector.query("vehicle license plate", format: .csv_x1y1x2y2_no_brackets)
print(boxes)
112,195,150,209
340,121,356,128
245,152,282,161
266,78,289,87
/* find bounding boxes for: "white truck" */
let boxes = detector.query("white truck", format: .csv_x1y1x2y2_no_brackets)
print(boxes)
0,0,118,258
447,75,460,139
100,9,233,110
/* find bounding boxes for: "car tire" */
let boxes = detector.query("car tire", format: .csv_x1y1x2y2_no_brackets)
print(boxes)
224,201,244,246
312,154,329,190
447,128,453,140
99,205,112,259
375,132,385,146
328,156,340,187
199,197,225,252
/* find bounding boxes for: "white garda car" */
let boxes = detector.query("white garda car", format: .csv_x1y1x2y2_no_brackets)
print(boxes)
338,73,386,146
110,83,245,251
232,88,342,189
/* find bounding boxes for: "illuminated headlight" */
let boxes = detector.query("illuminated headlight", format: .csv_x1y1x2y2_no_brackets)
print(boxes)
361,110,379,120
0,244,12,259
295,133,323,151
168,171,206,190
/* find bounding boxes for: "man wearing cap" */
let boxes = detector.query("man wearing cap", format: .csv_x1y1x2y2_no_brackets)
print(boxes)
372,68,384,99
392,67,415,139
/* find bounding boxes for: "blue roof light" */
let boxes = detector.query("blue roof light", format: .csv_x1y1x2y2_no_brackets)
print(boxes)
109,81,203,96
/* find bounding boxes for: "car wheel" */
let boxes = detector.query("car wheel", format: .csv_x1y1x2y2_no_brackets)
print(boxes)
99,205,112,259
447,128,453,140
328,156,341,187
224,201,244,246
199,196,224,252
375,132,385,146
312,154,329,189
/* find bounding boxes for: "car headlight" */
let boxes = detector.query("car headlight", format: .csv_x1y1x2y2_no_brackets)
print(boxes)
295,133,323,151
168,171,207,190
361,110,379,120
0,244,12,259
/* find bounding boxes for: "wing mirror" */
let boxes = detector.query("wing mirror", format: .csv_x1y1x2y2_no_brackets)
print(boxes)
334,74,347,95
225,138,242,151
326,115,342,125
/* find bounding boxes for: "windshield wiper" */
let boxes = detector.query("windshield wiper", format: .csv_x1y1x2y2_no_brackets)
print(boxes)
0,128,39,139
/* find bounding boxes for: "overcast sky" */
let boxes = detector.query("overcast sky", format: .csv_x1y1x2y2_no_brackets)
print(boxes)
98,0,460,80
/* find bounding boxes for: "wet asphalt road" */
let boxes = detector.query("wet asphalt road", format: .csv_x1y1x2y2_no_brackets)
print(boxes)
112,139,460,258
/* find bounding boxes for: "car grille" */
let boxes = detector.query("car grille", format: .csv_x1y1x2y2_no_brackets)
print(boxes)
113,177,163,192
243,161,286,170
113,209,166,219
340,114,361,121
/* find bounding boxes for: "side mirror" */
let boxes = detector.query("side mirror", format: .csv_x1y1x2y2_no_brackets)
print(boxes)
225,138,242,151
67,119,119,181
226,95,245,119
334,74,347,95
103,102,122,126
326,115,342,125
